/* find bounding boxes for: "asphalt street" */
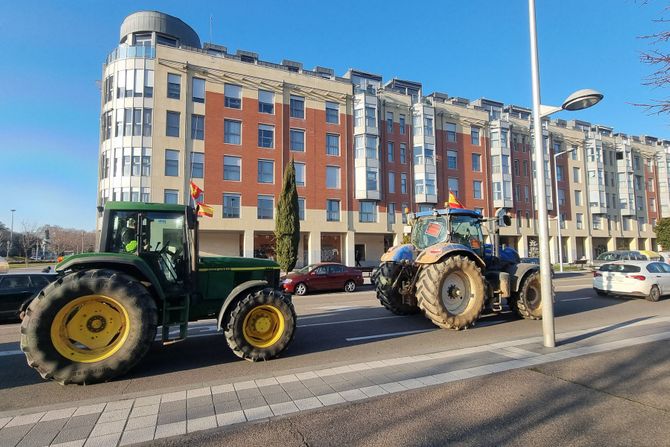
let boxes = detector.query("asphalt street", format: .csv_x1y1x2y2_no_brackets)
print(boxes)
1,272,668,413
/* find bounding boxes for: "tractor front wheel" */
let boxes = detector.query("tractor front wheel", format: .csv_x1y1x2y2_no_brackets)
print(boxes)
509,271,543,320
225,288,296,361
20,269,157,385
416,256,485,329
375,262,419,315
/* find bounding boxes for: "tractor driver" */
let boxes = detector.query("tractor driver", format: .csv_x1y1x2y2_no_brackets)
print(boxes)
121,218,138,253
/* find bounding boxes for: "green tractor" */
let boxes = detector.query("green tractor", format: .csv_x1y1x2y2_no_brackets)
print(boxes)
20,202,296,384
374,208,543,329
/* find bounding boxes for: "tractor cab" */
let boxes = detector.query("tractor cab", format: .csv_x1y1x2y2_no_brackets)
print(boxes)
410,208,485,258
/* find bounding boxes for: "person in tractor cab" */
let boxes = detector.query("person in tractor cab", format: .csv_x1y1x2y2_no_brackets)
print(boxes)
121,218,138,253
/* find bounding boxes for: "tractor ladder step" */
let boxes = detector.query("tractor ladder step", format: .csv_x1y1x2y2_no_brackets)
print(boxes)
162,299,190,344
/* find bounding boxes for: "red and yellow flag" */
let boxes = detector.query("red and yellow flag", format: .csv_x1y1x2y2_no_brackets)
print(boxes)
196,202,214,217
190,181,204,200
447,191,464,209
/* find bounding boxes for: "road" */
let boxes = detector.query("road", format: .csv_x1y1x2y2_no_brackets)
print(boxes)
1,271,667,413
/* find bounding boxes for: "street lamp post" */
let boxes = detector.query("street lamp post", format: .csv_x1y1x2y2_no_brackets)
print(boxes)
9,209,16,257
553,147,577,273
528,0,603,348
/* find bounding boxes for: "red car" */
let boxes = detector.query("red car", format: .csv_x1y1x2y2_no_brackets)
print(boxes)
282,263,364,295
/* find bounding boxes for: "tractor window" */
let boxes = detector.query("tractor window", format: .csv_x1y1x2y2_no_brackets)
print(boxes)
108,211,141,253
140,212,186,283
450,215,483,252
412,216,449,249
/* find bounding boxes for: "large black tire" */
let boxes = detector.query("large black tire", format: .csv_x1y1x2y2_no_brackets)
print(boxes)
509,271,543,320
594,288,607,297
225,288,296,361
375,262,419,315
416,256,486,329
20,269,157,385
647,285,661,302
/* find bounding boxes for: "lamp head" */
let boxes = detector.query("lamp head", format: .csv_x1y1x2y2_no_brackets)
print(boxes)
561,89,603,111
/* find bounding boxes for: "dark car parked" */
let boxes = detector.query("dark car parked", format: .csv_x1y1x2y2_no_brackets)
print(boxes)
0,273,58,321
282,263,364,295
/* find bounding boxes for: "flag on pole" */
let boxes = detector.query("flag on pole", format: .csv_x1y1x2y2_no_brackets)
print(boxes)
447,191,464,209
196,202,214,217
190,181,204,200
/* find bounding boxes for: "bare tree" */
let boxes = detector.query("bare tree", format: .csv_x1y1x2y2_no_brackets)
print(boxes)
20,222,41,265
636,3,670,114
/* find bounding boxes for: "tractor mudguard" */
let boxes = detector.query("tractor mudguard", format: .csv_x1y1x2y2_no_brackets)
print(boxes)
56,253,166,301
509,263,540,292
380,244,416,263
216,280,269,330
415,243,486,270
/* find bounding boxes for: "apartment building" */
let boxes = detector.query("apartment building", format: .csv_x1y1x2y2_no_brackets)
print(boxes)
98,11,670,267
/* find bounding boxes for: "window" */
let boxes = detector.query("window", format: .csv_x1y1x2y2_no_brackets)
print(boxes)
447,123,457,142
592,215,601,230
165,150,179,176
143,109,152,137
354,108,363,127
141,150,151,176
290,129,305,151
257,195,274,219
469,153,481,172
448,178,459,198
366,135,377,159
141,187,150,202
387,203,396,224
523,160,529,176
399,114,405,134
400,144,406,163
124,108,132,136
298,198,305,220
257,160,274,183
258,90,274,114
574,190,582,206
326,166,340,189
388,172,395,193
571,145,579,160
366,169,377,191
556,165,564,181
223,194,240,218
191,114,204,140
401,203,408,223
327,199,340,221
471,127,480,145
359,201,376,222
224,120,241,144
414,146,423,164
326,134,339,156
447,150,457,169
295,162,305,187
365,107,376,127
401,174,407,194
167,73,180,99
473,180,482,199
164,189,178,204
424,116,433,137
573,167,581,183
192,77,205,103
258,124,274,148
524,185,529,202
514,159,520,176
326,101,339,124
191,152,204,178
225,84,242,108
558,189,565,206
386,111,393,132
224,156,241,181
515,184,520,201
290,95,304,118
101,111,112,140
131,108,142,136
166,111,180,137
387,142,394,162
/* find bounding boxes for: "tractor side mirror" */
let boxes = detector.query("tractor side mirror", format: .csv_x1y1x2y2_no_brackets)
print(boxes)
186,207,196,229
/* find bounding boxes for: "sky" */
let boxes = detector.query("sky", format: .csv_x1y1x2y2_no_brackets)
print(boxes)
0,0,668,231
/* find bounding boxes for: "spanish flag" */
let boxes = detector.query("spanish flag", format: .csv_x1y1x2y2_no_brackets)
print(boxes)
447,191,464,209
196,202,214,217
190,181,204,200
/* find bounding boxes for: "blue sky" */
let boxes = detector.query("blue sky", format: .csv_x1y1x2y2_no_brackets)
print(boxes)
0,0,667,231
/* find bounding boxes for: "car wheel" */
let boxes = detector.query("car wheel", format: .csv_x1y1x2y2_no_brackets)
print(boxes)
594,288,607,297
344,280,356,293
294,283,307,296
647,285,661,302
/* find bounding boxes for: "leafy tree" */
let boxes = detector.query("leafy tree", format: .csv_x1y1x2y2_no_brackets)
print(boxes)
654,217,670,250
274,158,300,272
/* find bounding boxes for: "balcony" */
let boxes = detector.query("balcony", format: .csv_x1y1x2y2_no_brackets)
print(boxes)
105,45,155,65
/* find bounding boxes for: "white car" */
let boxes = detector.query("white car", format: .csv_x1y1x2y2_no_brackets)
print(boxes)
593,261,670,302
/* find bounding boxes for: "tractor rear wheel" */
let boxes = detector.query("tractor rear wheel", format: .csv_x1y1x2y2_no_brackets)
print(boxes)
375,262,419,315
225,288,296,361
20,269,157,385
509,271,543,320
416,256,485,329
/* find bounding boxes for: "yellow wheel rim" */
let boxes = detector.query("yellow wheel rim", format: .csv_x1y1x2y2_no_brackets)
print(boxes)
242,305,285,349
50,295,130,363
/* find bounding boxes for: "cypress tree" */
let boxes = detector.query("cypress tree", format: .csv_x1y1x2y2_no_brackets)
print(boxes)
275,158,300,272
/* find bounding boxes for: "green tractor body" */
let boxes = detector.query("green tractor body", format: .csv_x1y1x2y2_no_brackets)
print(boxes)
20,202,296,384
374,208,542,329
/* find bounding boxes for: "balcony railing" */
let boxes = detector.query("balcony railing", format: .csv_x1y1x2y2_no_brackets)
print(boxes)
105,45,155,65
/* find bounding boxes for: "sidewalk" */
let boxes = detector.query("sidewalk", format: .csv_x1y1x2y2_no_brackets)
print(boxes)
1,317,669,447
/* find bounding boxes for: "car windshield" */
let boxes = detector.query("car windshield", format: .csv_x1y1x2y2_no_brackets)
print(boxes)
597,252,621,261
296,264,317,274
599,263,641,273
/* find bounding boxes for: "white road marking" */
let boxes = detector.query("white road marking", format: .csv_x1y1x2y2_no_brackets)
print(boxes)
561,297,591,302
346,329,434,342
299,315,403,328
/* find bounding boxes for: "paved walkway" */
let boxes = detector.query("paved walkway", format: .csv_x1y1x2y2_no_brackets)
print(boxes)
1,316,669,447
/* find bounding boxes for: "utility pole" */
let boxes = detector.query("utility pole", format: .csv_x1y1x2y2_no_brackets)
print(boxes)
9,209,15,257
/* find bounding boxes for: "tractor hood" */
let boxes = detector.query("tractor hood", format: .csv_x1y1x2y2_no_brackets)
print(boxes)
198,255,280,272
